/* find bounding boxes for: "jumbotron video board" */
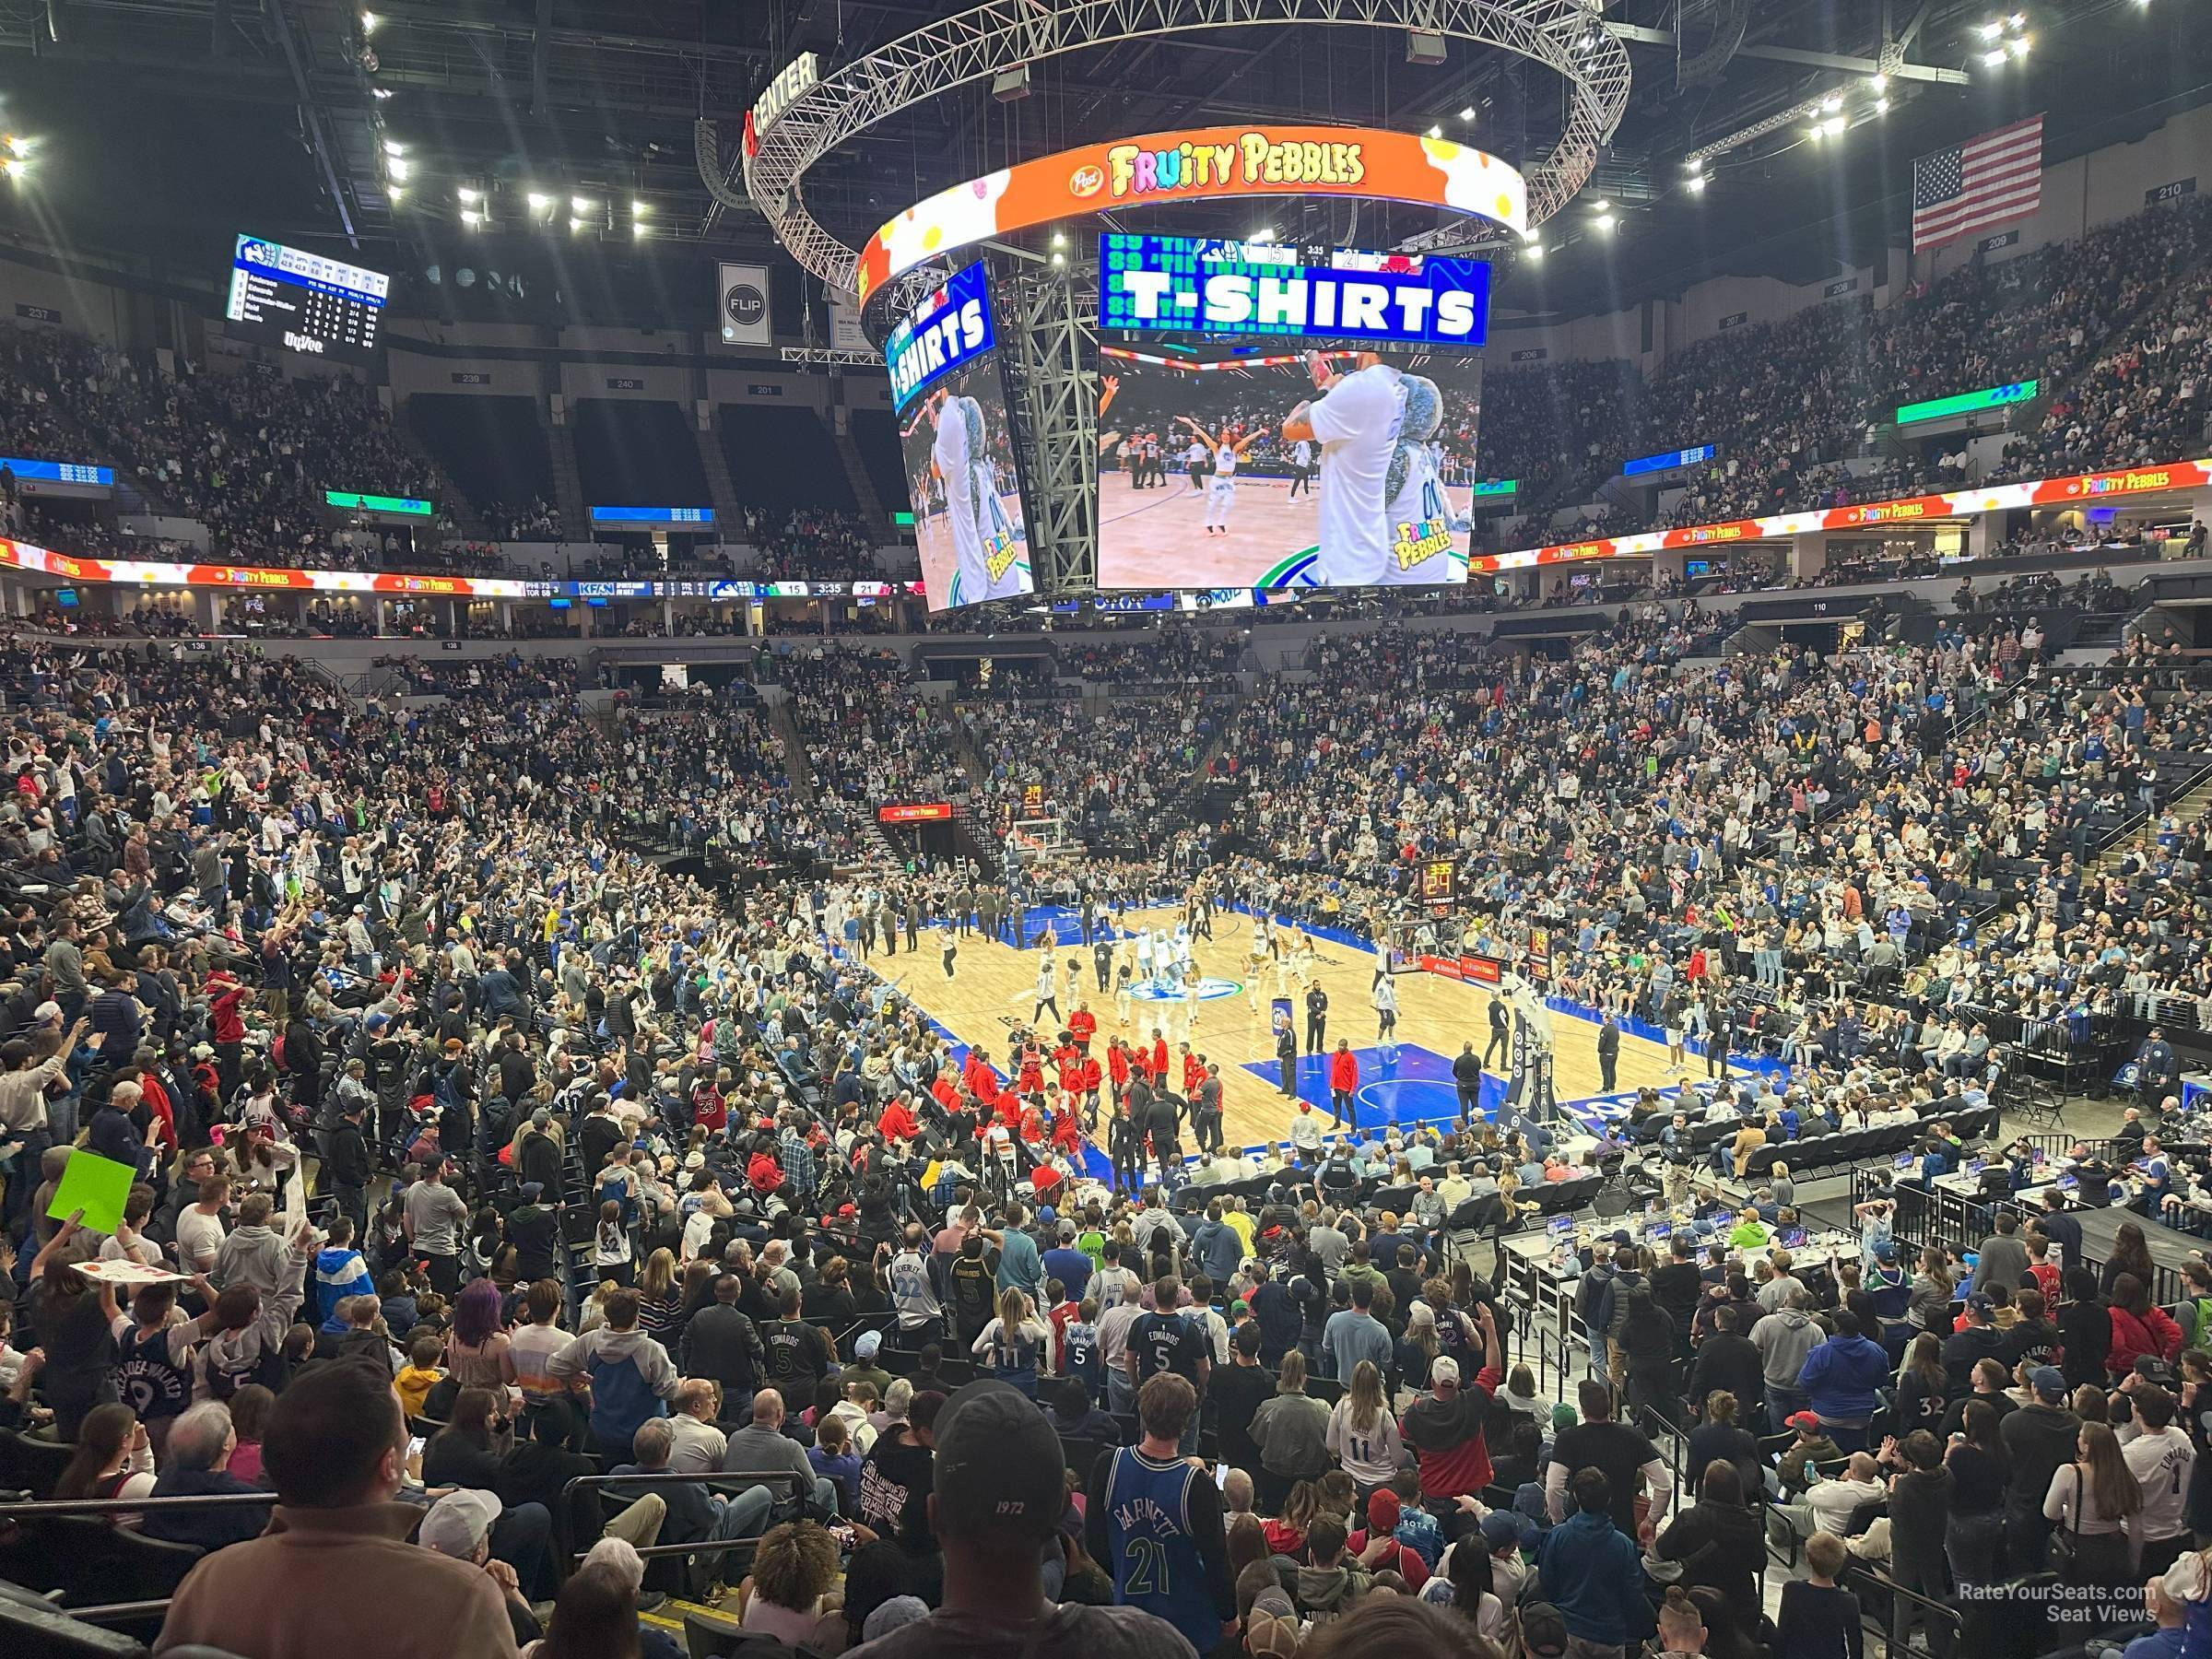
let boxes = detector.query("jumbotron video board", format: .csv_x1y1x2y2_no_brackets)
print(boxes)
886,262,1034,613
1097,235,1487,592
223,236,389,362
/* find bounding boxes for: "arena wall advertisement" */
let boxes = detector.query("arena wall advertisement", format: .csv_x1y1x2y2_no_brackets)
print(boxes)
1097,339,1481,591
3,457,2206,599
884,262,1035,612
853,124,1526,307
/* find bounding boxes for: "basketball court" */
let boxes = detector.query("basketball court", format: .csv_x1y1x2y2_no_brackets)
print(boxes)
1096,469,1318,590
868,900,1690,1159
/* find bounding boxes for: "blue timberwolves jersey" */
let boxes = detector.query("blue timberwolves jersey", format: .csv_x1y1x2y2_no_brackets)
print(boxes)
1103,1446,1215,1651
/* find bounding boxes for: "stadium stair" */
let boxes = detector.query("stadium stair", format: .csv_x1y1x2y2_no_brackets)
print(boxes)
399,434,491,541
766,699,816,799
830,426,890,539
692,423,744,533
548,420,588,539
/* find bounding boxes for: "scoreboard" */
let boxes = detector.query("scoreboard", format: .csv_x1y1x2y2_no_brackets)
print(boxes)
223,235,389,363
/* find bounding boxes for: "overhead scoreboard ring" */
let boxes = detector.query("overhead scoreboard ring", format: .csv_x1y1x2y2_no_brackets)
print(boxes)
729,0,1632,330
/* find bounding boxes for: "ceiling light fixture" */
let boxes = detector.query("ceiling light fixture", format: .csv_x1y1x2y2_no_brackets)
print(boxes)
1979,19,2003,37
1525,243,1544,261
1876,97,1890,112
361,10,377,33
1426,124,1442,138
1688,175,1706,194
382,138,404,158
1983,47,2007,65
1459,106,1477,121
384,155,409,182
527,192,551,212
571,194,594,215
2009,34,2031,54
631,199,648,216
1595,213,1614,231
1821,94,1842,112
456,185,481,205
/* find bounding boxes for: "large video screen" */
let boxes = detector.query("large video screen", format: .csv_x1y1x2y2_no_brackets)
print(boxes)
223,236,389,362
1097,341,1481,591
885,263,1033,612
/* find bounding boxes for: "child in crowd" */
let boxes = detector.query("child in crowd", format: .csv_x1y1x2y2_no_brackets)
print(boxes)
394,1333,445,1419
807,1416,861,1514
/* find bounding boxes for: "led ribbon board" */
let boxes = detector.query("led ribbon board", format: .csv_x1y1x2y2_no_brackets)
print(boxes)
1100,234,1490,347
854,125,1526,309
587,507,715,525
1896,380,2038,426
1622,444,1716,477
884,262,997,413
1,457,113,486
325,490,430,516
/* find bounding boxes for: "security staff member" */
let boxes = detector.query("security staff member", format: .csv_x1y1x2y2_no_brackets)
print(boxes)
1483,995,1511,1070
1597,1014,1621,1093
1453,1041,1483,1127
1304,982,1328,1053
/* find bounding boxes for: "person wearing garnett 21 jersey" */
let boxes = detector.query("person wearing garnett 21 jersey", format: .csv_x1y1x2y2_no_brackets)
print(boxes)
1088,1372,1237,1659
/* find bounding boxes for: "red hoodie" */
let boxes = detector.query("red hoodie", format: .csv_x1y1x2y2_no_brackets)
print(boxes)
1399,1365,1500,1499
878,1097,921,1143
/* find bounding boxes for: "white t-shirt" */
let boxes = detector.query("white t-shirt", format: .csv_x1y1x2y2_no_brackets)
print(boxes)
2124,1425,2195,1540
176,1206,227,1275
1215,444,1238,478
1308,363,1403,585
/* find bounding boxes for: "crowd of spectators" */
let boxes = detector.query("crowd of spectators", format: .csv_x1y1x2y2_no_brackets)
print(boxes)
2,547,2212,1659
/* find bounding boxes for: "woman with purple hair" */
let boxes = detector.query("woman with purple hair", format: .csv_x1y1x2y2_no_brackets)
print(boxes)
445,1277,516,1393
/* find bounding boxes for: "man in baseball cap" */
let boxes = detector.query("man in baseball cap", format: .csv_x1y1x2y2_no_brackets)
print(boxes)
856,1379,1197,1657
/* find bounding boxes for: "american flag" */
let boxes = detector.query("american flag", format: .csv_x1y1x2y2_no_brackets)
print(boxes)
1912,115,2043,252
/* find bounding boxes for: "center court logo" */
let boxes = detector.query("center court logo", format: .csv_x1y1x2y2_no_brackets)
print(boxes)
1132,977,1241,1002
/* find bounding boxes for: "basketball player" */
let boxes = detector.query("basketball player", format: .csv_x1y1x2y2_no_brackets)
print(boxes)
919,382,1027,606
1288,434,1314,499
1281,350,1456,587
1174,416,1264,536
1373,972,1399,1047
1134,926,1156,988
1032,957,1062,1026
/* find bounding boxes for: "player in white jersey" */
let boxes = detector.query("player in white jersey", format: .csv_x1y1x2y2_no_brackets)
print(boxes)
922,386,1028,606
1281,350,1405,586
1175,418,1265,535
1381,373,1462,586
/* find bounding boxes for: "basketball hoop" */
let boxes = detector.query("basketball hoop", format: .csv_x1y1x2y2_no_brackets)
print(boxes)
1009,816,1065,862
